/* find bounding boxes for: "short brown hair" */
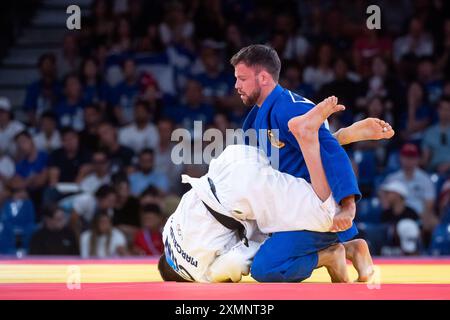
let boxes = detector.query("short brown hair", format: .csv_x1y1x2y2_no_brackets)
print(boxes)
158,254,190,282
230,44,281,82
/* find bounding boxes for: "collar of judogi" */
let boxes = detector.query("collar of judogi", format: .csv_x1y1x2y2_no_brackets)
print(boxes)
259,84,284,112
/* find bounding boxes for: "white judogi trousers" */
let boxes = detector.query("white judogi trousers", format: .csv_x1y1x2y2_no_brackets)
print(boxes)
162,144,340,283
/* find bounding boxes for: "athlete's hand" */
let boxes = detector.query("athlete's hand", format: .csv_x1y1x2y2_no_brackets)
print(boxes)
330,196,356,232
330,210,354,232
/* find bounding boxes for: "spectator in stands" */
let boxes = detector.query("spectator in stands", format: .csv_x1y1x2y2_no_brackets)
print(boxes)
422,96,450,174
437,179,450,224
97,121,135,174
80,210,128,258
276,12,310,63
352,28,392,77
71,185,117,238
164,79,214,134
111,172,140,244
379,180,421,255
279,62,314,101
79,104,103,153
55,73,86,130
129,148,169,196
303,42,335,92
401,82,433,142
139,72,164,120
361,56,404,122
14,131,49,196
382,143,438,242
80,57,108,108
84,0,115,46
23,53,61,125
416,57,444,105
0,177,36,253
192,44,234,107
159,1,194,48
111,58,140,125
376,0,413,36
154,117,183,194
79,149,111,194
354,96,394,130
118,100,159,153
393,17,434,63
56,33,82,78
224,23,247,63
132,204,163,256
0,97,25,157
110,15,132,54
0,149,15,205
32,111,62,153
48,127,91,186
316,57,362,125
139,185,163,208
29,204,78,255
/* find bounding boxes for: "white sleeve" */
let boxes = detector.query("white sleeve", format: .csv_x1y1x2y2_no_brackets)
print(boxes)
231,163,338,234
72,193,97,222
206,240,262,283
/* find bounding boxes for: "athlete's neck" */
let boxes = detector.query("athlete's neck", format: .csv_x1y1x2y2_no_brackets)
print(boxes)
256,82,277,107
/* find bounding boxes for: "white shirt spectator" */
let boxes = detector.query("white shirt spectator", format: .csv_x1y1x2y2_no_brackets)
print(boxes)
80,228,127,258
154,143,184,193
302,67,334,92
393,33,433,63
118,123,159,154
0,120,25,156
71,193,96,223
384,168,436,215
33,131,62,153
159,21,194,46
79,173,111,194
283,36,310,61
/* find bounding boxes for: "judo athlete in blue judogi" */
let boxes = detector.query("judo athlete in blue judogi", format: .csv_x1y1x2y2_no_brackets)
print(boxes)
231,44,365,282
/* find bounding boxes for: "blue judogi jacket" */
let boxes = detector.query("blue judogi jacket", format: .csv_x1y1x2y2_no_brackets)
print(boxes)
242,84,361,241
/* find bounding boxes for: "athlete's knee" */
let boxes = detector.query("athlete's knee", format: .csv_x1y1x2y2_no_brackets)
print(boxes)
250,256,282,282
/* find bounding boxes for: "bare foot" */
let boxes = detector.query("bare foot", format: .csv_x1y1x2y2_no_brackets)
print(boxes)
317,243,350,283
343,239,375,282
288,96,345,136
351,118,395,141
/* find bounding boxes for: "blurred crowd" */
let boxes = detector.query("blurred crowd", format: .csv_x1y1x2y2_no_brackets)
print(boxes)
1,0,450,258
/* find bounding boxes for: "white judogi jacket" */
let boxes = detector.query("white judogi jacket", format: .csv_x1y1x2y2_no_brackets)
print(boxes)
162,145,340,283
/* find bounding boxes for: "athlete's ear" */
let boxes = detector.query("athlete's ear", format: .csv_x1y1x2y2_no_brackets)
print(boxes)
259,70,271,86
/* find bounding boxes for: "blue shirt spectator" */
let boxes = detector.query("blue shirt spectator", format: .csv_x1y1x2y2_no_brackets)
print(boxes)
164,79,214,132
128,149,169,195
110,58,141,125
23,53,62,123
55,74,86,130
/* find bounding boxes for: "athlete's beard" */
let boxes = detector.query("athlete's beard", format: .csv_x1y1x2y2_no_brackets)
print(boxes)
241,86,261,106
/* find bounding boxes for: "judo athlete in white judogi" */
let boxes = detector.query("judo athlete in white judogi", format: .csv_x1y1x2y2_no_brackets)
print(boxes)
159,98,394,283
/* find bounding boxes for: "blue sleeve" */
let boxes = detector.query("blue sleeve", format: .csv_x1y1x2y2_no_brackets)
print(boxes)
275,102,361,204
